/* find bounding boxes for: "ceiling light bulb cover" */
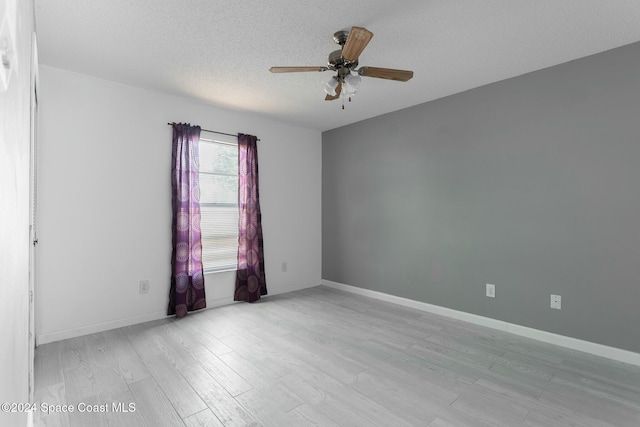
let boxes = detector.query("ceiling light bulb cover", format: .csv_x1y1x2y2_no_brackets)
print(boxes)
344,74,362,89
323,77,339,96
343,73,361,95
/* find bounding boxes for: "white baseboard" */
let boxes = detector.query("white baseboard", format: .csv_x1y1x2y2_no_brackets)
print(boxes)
36,310,169,345
321,279,640,367
267,281,319,297
36,281,321,345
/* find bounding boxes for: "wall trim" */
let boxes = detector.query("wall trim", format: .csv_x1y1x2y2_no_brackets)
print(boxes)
36,281,320,345
268,281,320,297
36,310,170,345
321,279,640,367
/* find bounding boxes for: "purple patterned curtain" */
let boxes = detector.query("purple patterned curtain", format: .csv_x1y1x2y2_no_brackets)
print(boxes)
234,133,267,302
168,123,206,317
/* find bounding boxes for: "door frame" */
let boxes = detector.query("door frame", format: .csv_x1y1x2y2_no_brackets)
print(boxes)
28,31,39,402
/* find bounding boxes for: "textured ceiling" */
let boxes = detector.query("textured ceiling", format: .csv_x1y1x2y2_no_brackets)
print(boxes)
35,0,640,131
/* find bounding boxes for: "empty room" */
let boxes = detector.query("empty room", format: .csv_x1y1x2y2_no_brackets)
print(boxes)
2,0,640,426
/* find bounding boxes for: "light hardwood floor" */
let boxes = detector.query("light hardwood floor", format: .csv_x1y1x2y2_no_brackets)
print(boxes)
34,285,640,426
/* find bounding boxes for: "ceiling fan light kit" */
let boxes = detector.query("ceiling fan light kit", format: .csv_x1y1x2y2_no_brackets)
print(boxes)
343,73,361,93
269,26,413,108
323,76,340,96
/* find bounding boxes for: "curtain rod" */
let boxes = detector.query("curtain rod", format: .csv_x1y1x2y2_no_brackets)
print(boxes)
167,123,260,141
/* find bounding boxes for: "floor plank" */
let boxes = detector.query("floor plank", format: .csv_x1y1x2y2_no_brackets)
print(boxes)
66,395,108,427
128,377,185,427
183,408,224,427
144,354,207,418
34,341,63,390
101,329,151,384
178,361,259,427
35,285,640,426
33,382,70,427
103,390,147,427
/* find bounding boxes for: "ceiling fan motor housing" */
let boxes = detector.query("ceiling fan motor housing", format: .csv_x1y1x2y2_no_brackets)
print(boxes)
328,50,358,75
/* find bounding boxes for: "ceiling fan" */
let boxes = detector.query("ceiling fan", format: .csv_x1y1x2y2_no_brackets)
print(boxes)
269,27,413,107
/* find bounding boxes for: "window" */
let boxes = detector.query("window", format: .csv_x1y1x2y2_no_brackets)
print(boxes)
198,132,238,272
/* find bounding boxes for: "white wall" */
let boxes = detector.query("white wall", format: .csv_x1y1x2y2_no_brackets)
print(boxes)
0,0,35,425
37,66,322,344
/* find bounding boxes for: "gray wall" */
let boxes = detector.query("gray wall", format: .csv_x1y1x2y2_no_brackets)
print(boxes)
322,42,640,353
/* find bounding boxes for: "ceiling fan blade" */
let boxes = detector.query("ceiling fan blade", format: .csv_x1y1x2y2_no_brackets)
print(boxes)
358,66,414,82
269,66,329,73
325,80,343,100
341,27,373,62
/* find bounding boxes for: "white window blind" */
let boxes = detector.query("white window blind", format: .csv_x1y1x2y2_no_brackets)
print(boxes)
199,132,238,272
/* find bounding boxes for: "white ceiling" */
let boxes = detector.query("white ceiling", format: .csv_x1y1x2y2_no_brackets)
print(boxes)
35,1,640,132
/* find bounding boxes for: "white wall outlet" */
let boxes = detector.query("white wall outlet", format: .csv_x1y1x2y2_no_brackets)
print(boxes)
139,280,150,294
486,283,496,298
550,294,561,310
282,262,287,273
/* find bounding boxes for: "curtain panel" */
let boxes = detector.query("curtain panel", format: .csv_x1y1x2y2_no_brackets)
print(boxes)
234,133,267,302
168,123,207,317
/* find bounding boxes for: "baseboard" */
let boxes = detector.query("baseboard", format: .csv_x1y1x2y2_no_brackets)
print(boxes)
36,281,321,345
36,310,169,345
267,281,320,297
321,279,640,367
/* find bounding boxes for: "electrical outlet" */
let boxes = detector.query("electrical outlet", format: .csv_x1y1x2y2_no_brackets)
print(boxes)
550,294,561,310
282,262,287,273
139,280,150,294
486,283,496,298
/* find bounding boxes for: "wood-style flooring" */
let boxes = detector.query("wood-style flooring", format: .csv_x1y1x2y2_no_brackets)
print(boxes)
34,285,640,426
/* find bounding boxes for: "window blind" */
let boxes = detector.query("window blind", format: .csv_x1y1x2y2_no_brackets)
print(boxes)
199,133,238,272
